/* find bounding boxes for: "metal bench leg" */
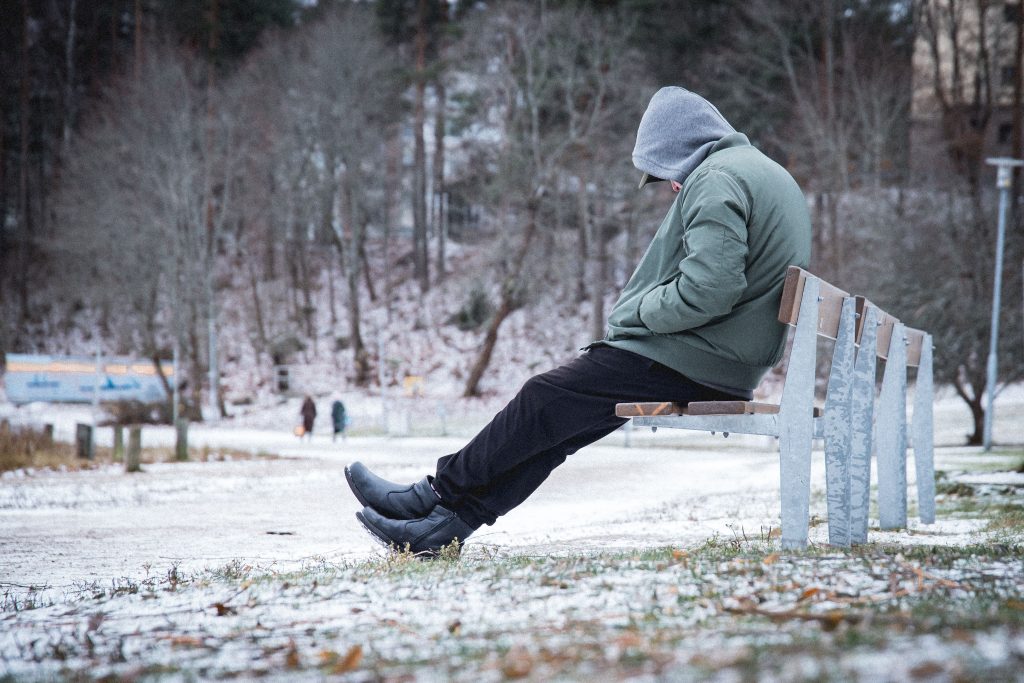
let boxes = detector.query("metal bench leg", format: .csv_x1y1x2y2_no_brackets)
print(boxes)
778,278,819,550
823,297,857,546
913,334,936,524
876,323,909,530
850,307,878,544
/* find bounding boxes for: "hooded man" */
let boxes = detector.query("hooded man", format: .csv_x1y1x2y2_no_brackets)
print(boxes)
347,87,812,555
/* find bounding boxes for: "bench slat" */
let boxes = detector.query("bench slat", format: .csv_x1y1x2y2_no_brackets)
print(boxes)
614,402,686,417
855,297,900,361
686,401,779,415
615,401,823,418
778,266,850,339
904,326,926,368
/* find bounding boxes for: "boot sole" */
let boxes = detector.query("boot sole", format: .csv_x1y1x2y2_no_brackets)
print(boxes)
355,510,397,549
354,511,455,560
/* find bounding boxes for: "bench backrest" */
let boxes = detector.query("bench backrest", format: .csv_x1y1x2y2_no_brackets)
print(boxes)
855,297,926,367
778,267,926,368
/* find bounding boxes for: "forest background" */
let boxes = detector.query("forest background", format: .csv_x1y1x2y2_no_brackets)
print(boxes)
1,0,1023,445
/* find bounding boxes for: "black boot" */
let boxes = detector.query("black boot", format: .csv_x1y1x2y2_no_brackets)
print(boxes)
356,505,476,557
345,461,439,519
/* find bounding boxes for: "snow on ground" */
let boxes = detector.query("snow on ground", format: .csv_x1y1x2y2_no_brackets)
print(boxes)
0,385,1022,679
1,384,1022,602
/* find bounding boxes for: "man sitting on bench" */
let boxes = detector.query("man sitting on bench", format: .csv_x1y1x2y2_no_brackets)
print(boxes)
346,86,812,556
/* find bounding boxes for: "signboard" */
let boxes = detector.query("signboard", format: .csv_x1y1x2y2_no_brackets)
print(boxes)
3,354,173,405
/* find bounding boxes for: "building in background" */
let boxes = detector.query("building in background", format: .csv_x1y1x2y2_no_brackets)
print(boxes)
911,1,1023,182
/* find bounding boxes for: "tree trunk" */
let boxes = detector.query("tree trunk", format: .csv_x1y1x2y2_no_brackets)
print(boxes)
1012,0,1023,208
576,182,590,301
359,236,377,302
338,170,371,386
434,77,447,283
18,0,32,325
433,6,448,283
463,201,539,397
384,133,400,322
61,0,78,164
188,306,204,421
954,371,985,446
591,218,610,342
412,0,429,291
0,107,6,305
134,0,143,80
246,256,268,362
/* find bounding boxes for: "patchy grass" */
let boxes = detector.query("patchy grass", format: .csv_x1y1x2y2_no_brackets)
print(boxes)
3,529,1023,681
0,423,276,474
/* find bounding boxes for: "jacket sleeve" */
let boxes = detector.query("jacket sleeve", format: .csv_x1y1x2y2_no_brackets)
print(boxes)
637,169,750,334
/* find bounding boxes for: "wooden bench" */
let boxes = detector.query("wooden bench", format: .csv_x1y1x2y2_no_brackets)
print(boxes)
615,266,935,549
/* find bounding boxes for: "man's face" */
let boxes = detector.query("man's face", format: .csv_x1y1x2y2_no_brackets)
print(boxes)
670,180,682,193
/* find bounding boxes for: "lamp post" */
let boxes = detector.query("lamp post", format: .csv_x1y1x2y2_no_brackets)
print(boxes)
983,157,1023,451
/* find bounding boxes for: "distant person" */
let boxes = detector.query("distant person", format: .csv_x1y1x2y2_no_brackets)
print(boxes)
299,396,317,441
346,87,811,556
331,399,348,442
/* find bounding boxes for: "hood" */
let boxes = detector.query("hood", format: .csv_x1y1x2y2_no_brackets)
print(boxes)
632,87,736,188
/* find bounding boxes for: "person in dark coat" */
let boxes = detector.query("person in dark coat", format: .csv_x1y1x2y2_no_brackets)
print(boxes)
300,396,317,441
331,400,348,442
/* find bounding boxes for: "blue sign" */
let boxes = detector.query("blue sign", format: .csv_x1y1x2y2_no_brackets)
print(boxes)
3,354,174,405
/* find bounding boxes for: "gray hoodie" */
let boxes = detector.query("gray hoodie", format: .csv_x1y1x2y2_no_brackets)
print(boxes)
632,87,736,187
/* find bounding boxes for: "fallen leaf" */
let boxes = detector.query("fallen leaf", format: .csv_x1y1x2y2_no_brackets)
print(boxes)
762,553,780,565
212,602,236,616
285,643,301,669
501,646,533,679
615,632,642,649
798,587,821,601
909,661,945,679
448,620,462,635
169,636,205,648
332,645,363,674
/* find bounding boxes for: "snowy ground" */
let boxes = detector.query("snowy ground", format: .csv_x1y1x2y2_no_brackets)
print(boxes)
1,388,1023,680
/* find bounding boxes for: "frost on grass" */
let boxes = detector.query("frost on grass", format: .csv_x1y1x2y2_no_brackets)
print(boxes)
2,538,1023,681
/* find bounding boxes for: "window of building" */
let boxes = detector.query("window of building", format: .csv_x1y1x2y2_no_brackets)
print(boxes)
1001,64,1018,87
1005,3,1022,23
998,122,1015,145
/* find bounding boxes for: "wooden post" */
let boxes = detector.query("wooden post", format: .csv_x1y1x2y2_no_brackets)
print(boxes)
75,423,94,460
125,425,141,473
112,425,124,463
175,418,188,461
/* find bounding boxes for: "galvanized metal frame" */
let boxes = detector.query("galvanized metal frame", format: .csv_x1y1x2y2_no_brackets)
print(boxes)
876,323,909,530
850,306,879,544
776,278,821,549
913,334,936,524
822,297,858,547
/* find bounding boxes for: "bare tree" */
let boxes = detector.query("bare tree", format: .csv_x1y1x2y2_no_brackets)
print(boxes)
53,43,243,419
458,1,648,397
271,4,400,385
721,0,913,277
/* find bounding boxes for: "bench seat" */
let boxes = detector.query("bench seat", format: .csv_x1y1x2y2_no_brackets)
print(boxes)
616,401,822,418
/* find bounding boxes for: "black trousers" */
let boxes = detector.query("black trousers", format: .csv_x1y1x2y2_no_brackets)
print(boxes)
432,345,741,528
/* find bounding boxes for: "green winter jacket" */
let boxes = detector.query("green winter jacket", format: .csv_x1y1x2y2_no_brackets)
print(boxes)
601,132,812,392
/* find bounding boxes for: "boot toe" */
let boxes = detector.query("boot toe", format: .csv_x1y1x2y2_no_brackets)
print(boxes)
345,462,438,520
